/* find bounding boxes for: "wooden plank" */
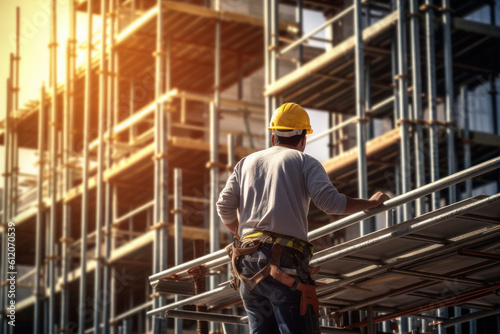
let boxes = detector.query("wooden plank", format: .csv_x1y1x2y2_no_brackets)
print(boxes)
164,1,258,27
265,11,398,97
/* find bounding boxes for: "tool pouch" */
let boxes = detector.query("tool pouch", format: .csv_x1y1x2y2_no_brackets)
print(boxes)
297,282,320,317
225,242,241,290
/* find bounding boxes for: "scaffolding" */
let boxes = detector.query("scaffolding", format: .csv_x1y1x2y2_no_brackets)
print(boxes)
1,0,500,334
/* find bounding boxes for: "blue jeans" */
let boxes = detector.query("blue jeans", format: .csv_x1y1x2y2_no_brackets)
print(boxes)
238,243,320,334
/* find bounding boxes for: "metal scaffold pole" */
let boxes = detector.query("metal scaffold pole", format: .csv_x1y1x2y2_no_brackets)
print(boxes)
7,55,13,230
296,0,303,67
397,0,411,222
264,0,272,148
460,85,472,198
152,0,168,331
79,0,93,331
425,0,441,211
442,0,457,204
61,0,76,330
270,0,278,113
35,84,46,334
94,0,108,331
410,0,426,216
11,8,20,219
173,168,183,334
354,0,369,235
103,0,117,333
0,77,10,333
210,0,221,304
48,1,58,331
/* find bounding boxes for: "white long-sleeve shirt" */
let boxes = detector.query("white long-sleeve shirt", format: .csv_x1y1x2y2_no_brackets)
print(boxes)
216,145,346,242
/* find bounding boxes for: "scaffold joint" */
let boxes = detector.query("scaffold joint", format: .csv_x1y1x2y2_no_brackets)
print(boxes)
152,50,166,57
149,292,161,298
419,3,441,12
152,152,169,161
149,222,169,230
170,208,189,215
59,237,75,243
396,119,413,126
394,74,409,80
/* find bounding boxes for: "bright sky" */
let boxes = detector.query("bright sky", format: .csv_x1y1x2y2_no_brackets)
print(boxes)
0,0,94,188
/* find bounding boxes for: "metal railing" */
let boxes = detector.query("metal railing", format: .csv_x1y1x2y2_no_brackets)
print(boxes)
147,156,500,316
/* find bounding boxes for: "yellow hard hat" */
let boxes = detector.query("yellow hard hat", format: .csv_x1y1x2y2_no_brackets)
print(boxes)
268,102,313,135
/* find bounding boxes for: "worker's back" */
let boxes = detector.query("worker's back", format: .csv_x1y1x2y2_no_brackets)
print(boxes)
218,145,346,241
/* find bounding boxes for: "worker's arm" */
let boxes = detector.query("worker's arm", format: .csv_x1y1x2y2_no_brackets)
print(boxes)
217,162,242,237
343,191,389,214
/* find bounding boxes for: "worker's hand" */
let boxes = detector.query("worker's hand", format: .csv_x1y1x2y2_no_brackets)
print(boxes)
368,191,390,208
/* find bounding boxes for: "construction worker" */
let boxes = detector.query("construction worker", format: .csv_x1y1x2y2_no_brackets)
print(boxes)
217,102,389,334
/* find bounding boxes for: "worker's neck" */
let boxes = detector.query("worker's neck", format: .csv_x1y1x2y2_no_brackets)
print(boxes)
275,144,304,152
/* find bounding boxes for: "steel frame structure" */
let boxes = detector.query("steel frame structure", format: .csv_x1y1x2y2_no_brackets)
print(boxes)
1,1,500,334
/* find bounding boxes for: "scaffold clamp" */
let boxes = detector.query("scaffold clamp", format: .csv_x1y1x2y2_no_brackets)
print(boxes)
149,222,169,230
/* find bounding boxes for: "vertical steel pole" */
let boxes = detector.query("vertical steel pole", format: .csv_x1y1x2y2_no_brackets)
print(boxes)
48,1,58,332
34,84,46,334
110,186,118,334
270,0,278,113
6,55,14,226
460,85,472,198
264,0,272,148
44,210,50,334
365,65,373,140
61,0,76,331
397,0,411,222
425,0,440,211
410,0,426,216
210,2,222,310
7,54,14,227
2,80,9,222
454,307,462,334
166,37,172,139
153,0,168,332
209,102,220,288
361,63,373,236
490,1,499,138
173,168,183,334
129,77,135,143
103,1,117,333
442,0,456,204
4,77,13,334
226,133,236,282
14,7,20,111
366,306,374,334
12,8,20,218
354,0,368,234
296,0,303,67
79,0,93,330
94,0,108,331
0,78,9,334
438,308,448,334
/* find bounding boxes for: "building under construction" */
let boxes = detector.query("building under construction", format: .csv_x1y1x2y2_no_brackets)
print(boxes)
1,0,500,333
